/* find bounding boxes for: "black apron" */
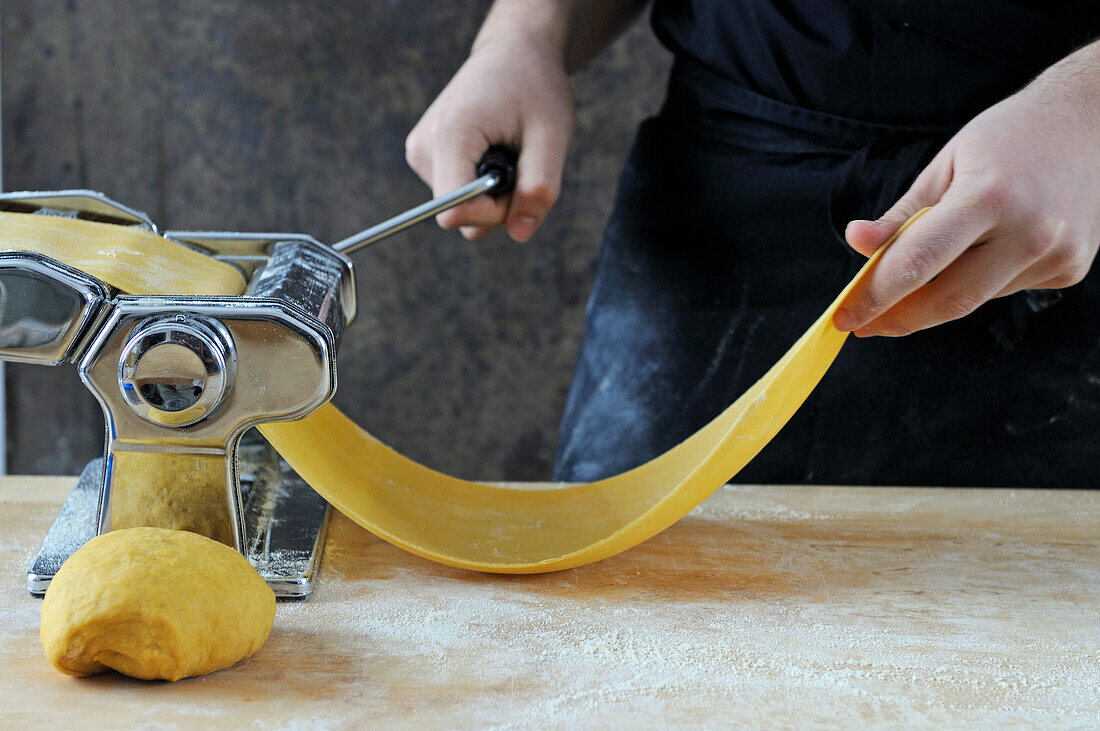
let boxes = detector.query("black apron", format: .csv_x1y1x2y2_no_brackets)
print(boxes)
552,0,1100,487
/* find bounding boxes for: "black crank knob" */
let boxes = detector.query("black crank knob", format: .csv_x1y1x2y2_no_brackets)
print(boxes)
476,145,519,197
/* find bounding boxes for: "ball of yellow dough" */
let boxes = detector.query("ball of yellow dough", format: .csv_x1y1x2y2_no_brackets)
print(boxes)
40,527,275,681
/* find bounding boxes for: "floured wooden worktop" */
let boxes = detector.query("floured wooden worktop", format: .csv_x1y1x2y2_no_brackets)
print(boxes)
1,477,1097,728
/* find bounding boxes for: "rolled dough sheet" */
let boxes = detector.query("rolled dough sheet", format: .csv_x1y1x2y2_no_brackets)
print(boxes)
0,211,245,296
1,208,925,573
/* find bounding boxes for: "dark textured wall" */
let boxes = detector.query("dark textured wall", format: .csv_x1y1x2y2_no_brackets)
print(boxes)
1,1,671,478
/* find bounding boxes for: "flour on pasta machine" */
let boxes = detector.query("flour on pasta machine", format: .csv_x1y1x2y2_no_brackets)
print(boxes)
3,149,517,599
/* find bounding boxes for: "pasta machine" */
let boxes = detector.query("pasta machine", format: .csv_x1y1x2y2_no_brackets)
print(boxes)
3,149,516,598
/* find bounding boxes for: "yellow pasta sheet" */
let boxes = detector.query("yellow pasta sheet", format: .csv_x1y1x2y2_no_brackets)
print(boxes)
0,212,245,296
1,208,924,573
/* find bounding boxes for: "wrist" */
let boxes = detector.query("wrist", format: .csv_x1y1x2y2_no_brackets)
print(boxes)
472,0,573,66
471,0,646,74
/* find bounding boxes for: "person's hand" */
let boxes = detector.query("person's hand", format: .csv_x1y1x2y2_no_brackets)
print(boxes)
405,33,574,243
835,51,1100,337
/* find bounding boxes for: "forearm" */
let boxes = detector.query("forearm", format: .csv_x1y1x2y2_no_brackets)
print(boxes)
472,0,649,74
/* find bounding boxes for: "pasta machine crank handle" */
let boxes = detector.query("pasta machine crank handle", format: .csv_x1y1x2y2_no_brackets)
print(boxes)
332,146,517,255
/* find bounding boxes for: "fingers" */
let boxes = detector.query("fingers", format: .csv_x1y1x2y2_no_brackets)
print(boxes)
851,238,1019,336
422,129,511,236
844,219,901,258
505,119,570,242
852,228,1095,336
460,223,504,241
836,190,1001,332
843,214,1096,337
405,120,568,243
993,232,1094,295
844,143,955,257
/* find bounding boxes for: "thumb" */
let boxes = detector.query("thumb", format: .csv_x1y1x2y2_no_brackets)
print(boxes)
845,144,954,257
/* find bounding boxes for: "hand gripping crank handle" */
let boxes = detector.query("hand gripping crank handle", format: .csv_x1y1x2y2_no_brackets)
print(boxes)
332,146,518,255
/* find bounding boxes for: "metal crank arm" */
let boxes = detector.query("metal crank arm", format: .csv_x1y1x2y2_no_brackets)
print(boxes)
332,145,517,255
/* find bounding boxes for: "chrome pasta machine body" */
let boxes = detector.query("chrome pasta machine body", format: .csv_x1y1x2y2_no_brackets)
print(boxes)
0,148,517,598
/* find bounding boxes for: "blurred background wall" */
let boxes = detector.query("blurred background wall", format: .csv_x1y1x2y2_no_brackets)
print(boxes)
1,1,671,479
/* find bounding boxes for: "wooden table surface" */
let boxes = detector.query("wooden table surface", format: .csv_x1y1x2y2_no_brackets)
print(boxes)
1,477,1097,728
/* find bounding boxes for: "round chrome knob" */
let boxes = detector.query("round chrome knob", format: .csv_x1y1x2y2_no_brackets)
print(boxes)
118,315,236,427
